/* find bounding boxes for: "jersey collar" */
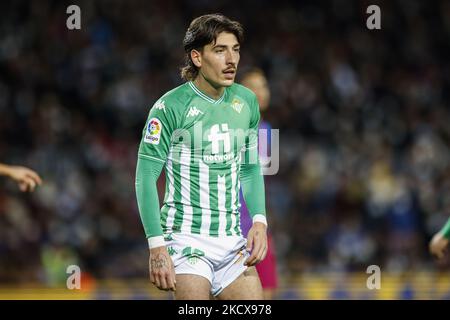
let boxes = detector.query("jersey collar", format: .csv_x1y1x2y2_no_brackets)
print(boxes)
188,81,226,104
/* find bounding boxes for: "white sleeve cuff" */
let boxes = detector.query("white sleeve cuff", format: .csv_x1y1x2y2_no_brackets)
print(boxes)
252,214,267,226
147,236,165,249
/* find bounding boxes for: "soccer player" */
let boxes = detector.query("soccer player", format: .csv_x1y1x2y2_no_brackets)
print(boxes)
0,163,42,192
429,218,450,259
135,14,267,299
239,68,278,300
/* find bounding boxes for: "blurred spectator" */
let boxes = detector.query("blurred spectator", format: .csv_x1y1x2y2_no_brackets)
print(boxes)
0,0,449,283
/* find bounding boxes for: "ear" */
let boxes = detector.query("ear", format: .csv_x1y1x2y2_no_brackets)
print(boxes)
190,49,202,68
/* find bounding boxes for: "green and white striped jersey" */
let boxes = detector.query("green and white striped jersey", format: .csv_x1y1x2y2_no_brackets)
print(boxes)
138,81,261,237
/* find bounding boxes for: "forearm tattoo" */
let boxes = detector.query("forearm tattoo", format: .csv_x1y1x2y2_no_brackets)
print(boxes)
151,253,168,270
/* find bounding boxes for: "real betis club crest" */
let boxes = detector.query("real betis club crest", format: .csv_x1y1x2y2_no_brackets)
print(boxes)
231,98,243,113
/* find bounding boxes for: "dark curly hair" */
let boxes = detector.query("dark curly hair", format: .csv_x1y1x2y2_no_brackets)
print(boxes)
180,14,244,81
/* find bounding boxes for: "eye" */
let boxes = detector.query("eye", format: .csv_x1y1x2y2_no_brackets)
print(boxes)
234,48,240,52
215,49,224,53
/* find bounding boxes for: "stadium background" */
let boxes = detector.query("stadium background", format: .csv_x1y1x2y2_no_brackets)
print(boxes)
0,0,450,299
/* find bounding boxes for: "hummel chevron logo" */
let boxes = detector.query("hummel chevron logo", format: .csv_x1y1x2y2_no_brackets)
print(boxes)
187,106,204,117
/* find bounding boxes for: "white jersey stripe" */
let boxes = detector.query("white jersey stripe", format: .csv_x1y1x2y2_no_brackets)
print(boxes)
165,149,176,230
217,174,227,236
236,170,242,235
180,145,193,233
230,162,238,236
199,160,211,236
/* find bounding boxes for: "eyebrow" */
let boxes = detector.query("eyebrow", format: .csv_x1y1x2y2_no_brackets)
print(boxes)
212,44,240,49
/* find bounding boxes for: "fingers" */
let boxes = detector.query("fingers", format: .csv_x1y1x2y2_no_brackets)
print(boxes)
150,269,156,284
246,233,254,252
18,177,36,192
255,240,267,264
167,268,177,291
245,240,258,266
260,245,268,262
26,170,42,186
159,276,168,290
245,249,260,266
161,267,177,291
16,168,42,192
19,181,28,192
436,247,447,260
153,273,162,289
254,238,268,265
245,236,266,266
432,250,443,260
149,251,176,291
431,246,446,260
153,270,176,291
25,177,36,191
430,236,448,260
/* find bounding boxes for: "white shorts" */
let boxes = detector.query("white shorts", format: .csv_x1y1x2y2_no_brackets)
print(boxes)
165,233,249,296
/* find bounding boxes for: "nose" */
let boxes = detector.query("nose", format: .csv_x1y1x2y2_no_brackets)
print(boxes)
225,49,238,66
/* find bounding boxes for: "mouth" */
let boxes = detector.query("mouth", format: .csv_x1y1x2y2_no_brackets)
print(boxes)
223,69,236,80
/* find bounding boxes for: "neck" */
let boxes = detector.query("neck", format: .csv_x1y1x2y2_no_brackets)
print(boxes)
193,73,225,100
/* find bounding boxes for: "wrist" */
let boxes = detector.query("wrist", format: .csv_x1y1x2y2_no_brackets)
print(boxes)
147,235,165,249
252,214,267,227
441,219,450,239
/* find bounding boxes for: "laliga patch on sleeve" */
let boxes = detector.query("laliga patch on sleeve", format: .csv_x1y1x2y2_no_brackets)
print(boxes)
144,118,162,145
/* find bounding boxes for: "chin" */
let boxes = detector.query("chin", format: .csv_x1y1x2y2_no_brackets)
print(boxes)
222,79,235,87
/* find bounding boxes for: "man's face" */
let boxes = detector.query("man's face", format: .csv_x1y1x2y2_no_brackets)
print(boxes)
242,73,270,112
195,32,240,88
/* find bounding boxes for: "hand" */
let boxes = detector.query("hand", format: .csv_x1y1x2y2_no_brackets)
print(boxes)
149,246,176,291
6,166,43,192
244,222,268,266
429,232,449,260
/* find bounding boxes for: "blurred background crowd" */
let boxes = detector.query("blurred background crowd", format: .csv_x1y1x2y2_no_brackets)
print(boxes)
0,0,449,293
